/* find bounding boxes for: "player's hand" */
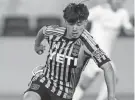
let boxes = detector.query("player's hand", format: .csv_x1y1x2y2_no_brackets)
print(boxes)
34,44,45,55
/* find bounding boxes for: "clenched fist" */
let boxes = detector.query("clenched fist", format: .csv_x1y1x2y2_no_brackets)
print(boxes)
34,44,45,55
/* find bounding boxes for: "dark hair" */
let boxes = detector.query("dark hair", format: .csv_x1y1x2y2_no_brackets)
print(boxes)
63,3,89,24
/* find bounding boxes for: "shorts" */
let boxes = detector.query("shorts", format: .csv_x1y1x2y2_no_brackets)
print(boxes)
24,74,72,100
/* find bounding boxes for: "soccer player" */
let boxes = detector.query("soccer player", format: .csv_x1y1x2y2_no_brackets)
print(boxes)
73,0,133,100
23,3,117,100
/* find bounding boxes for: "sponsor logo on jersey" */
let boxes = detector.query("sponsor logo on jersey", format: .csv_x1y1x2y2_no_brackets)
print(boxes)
71,40,81,57
49,52,77,66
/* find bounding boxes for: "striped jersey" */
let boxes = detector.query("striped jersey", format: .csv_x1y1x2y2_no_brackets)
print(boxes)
38,25,111,99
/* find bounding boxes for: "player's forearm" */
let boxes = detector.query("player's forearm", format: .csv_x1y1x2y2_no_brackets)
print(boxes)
123,22,134,36
35,30,45,46
123,27,134,36
101,62,116,98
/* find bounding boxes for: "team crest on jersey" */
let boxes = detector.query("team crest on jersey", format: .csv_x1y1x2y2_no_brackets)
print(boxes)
71,39,81,57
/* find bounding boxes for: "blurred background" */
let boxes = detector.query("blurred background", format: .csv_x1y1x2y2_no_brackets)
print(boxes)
0,0,134,100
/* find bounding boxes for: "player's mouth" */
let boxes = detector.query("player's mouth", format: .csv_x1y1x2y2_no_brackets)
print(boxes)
72,32,79,38
72,31,78,34
72,32,78,35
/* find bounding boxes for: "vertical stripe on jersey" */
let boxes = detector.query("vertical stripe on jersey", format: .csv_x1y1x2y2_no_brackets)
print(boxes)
45,35,62,87
44,35,57,78
60,41,73,97
49,41,62,90
54,40,74,97
50,41,61,77
61,41,79,98
59,41,71,81
65,41,76,82
49,36,62,75
69,39,82,90
64,41,74,83
53,41,64,91
49,39,59,79
53,41,67,80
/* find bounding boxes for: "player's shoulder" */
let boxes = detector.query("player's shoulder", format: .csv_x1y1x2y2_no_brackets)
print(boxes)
89,5,102,12
117,8,129,15
41,25,66,36
81,29,96,45
81,29,94,39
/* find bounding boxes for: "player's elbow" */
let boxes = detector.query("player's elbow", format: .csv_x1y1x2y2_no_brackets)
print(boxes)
100,62,113,71
123,27,134,36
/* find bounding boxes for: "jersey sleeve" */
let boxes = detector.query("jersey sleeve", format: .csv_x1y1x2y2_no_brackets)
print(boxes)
81,30,111,67
88,5,102,21
41,25,66,40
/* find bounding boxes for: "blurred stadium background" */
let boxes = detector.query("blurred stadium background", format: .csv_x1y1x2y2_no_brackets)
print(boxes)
0,0,134,100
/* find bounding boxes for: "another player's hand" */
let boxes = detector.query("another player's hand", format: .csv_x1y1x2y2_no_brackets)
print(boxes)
34,44,45,55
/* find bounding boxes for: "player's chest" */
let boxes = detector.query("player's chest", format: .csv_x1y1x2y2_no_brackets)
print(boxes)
48,39,82,64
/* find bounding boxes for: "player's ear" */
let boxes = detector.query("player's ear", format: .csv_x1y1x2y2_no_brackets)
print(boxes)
86,20,88,23
84,20,88,27
64,20,68,25
64,20,68,27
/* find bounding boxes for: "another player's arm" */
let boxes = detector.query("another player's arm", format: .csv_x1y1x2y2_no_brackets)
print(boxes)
81,32,116,100
34,26,47,54
121,9,134,36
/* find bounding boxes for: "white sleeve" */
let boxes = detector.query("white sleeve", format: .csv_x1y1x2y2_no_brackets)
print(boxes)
88,6,101,21
121,9,133,29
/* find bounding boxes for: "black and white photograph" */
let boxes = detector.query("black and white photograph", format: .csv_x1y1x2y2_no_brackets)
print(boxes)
0,0,134,100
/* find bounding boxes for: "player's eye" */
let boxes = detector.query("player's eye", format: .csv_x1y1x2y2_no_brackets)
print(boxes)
76,22,83,26
68,23,75,25
77,23,82,26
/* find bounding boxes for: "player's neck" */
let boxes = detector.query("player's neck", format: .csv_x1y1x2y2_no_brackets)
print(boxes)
62,29,78,41
63,29,72,39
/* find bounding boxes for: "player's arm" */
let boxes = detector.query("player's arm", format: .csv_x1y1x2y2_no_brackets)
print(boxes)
121,9,134,36
100,61,116,100
34,26,47,55
84,46,116,100
81,31,116,100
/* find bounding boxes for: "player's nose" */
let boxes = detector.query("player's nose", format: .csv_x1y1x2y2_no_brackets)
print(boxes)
73,25,77,31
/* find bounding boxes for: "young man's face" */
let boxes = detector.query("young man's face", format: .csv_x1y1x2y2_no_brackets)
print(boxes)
114,0,124,7
65,20,87,39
